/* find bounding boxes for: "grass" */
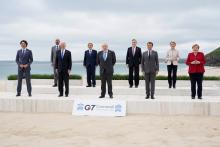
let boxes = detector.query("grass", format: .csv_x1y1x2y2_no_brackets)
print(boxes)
7,74,220,81
8,74,82,80
95,74,220,81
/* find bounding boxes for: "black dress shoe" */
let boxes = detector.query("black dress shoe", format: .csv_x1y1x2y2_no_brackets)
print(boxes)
65,95,68,97
99,95,105,98
169,85,172,89
198,97,202,99
192,97,195,99
28,94,32,97
109,95,113,99
16,93,21,97
145,95,150,99
52,84,57,87
58,94,63,97
86,85,92,87
151,96,155,99
129,85,133,88
92,85,96,87
173,85,176,89
135,86,138,88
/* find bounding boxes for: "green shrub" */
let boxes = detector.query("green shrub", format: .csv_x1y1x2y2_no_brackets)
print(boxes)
8,74,82,80
95,74,220,80
8,74,220,81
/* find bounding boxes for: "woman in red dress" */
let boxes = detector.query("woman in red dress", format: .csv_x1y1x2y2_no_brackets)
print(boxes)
186,44,206,99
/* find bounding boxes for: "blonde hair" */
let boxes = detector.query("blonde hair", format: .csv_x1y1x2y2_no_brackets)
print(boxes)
170,41,176,45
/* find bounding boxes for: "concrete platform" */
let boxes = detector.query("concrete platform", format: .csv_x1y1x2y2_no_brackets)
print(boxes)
1,80,220,116
0,92,220,116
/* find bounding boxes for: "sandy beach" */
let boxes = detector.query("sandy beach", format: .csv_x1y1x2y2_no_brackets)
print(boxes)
0,113,220,147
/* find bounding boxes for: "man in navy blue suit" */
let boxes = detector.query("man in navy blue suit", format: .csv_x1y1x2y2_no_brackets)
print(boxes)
83,43,97,87
15,40,33,97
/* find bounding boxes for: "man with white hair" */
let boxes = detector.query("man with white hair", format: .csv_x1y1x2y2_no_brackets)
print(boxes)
51,38,60,87
97,43,116,98
55,42,72,97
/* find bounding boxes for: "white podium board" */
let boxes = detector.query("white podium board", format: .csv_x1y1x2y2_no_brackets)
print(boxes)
72,99,126,117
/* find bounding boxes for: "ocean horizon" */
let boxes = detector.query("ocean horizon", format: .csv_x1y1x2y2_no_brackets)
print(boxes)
0,60,189,79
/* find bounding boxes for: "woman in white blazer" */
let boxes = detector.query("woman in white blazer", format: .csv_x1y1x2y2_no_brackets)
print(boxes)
165,41,180,89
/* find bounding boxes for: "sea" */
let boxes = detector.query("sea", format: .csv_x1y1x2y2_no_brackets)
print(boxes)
0,61,188,79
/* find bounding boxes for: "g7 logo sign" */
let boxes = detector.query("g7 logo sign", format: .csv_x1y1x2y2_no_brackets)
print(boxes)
85,105,96,111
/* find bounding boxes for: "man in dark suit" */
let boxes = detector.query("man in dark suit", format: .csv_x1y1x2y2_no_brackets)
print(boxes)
83,43,97,87
16,40,33,97
55,42,72,97
126,39,142,88
141,42,159,99
97,43,116,98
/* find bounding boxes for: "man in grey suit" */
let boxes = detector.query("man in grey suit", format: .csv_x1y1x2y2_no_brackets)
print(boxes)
97,43,116,98
141,42,159,99
51,38,60,87
16,40,33,97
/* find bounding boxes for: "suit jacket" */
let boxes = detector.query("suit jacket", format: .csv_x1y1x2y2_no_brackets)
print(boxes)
185,52,206,73
165,49,180,65
126,46,142,67
97,50,116,75
83,49,98,67
55,49,72,72
16,49,33,71
51,45,60,65
141,50,159,73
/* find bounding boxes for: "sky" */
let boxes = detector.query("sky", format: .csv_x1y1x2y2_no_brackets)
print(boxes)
0,0,219,61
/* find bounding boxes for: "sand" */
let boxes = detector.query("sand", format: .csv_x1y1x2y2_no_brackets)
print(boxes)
0,113,220,147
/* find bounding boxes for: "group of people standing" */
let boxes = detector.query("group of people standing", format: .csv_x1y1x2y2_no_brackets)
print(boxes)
15,39,206,100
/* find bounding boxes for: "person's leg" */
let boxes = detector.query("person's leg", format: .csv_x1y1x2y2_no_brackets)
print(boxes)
189,73,196,98
91,66,96,86
173,65,178,88
101,74,107,96
145,73,150,96
197,73,203,98
86,65,92,86
107,74,113,96
58,71,64,96
17,70,23,95
53,67,58,85
128,66,134,87
25,70,32,96
167,65,172,88
134,66,140,87
64,71,69,96
150,72,156,98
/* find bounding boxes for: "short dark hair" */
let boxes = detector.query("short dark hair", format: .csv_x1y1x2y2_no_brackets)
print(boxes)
147,42,153,46
20,40,28,46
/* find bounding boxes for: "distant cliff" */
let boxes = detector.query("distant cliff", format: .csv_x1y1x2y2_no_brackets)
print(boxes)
205,47,220,66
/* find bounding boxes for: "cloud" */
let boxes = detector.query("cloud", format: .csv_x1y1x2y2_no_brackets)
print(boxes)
0,0,219,61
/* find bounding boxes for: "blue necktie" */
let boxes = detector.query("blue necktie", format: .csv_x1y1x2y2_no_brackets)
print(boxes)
61,50,64,59
103,52,107,61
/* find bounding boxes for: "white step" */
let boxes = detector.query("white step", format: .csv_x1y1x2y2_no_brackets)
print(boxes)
0,92,220,116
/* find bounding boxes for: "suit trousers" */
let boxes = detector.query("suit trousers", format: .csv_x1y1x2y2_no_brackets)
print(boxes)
58,71,69,96
189,73,203,98
100,73,113,96
53,65,58,85
167,64,178,87
129,65,140,87
17,69,32,95
86,65,96,86
144,72,156,96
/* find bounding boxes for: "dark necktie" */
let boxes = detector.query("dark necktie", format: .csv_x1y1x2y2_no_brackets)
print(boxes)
148,51,151,60
61,50,64,59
